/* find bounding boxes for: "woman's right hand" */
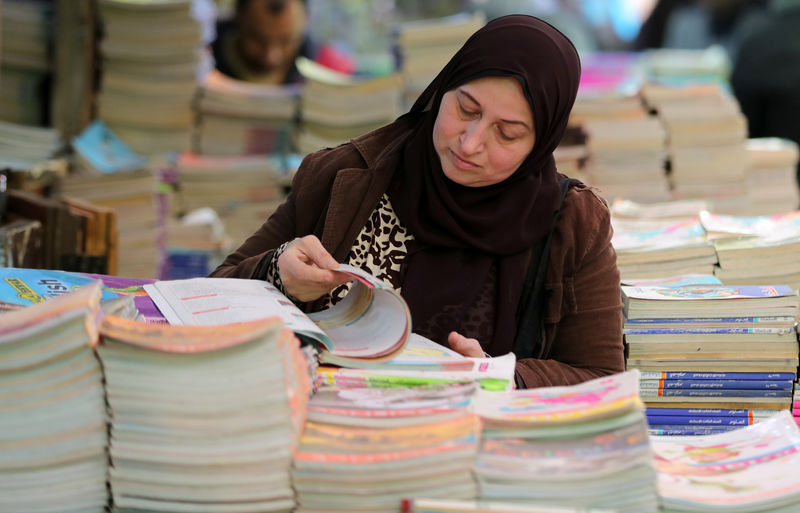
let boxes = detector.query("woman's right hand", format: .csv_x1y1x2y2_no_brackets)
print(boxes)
277,235,352,302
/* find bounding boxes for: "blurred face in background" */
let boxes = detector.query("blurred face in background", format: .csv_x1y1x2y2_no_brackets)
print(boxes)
433,76,536,187
237,0,307,78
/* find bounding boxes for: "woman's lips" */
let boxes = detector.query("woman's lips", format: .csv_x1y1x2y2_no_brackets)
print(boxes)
450,149,478,169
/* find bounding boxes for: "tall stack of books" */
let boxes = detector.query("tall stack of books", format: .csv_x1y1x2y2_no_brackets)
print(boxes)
745,138,800,215
653,411,800,512
393,12,485,110
472,370,659,513
0,120,63,171
0,0,52,126
622,284,800,434
295,57,403,154
97,316,311,513
292,383,481,513
96,0,209,155
641,82,750,214
193,69,300,156
611,217,717,281
699,210,800,289
0,282,109,513
173,152,288,250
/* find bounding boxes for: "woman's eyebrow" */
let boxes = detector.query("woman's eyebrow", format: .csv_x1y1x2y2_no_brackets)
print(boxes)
458,89,530,131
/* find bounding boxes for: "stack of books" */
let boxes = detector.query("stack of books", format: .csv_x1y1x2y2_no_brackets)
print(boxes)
622,284,800,426
472,371,659,513
610,218,717,281
700,210,800,289
0,120,63,171
0,282,109,513
581,116,669,204
173,152,288,250
292,383,481,513
653,410,800,512
96,0,210,155
295,57,404,154
97,316,311,513
393,12,486,110
641,82,750,214
745,137,800,215
0,0,52,126
193,69,300,156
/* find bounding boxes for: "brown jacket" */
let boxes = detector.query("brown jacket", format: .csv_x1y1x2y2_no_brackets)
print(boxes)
211,118,625,388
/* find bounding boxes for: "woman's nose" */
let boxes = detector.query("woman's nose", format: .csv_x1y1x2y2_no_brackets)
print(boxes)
459,121,486,154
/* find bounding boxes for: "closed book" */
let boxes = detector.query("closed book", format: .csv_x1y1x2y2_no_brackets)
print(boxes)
645,415,757,426
640,379,793,390
639,371,797,381
640,389,791,398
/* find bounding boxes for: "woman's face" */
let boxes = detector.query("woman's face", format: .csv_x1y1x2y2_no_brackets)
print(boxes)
432,76,535,187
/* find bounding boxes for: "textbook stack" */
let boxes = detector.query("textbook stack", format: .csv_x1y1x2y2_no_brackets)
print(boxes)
173,152,288,250
622,284,800,426
295,57,404,154
0,0,52,126
699,210,800,289
292,383,481,513
652,410,800,512
473,371,659,513
641,82,750,215
96,0,209,155
0,121,63,171
0,282,108,513
97,316,311,513
610,217,717,281
393,12,486,110
193,69,300,156
745,138,800,215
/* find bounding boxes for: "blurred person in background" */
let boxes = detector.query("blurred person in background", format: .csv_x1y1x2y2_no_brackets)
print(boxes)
211,0,314,84
731,0,800,193
634,0,768,62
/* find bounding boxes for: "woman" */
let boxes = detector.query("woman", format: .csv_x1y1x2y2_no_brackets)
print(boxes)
210,15,624,388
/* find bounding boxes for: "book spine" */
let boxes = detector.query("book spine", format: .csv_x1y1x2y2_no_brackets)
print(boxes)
645,407,778,416
638,371,797,380
625,316,796,325
645,415,757,426
624,327,793,334
640,379,794,390
648,426,739,436
640,389,792,398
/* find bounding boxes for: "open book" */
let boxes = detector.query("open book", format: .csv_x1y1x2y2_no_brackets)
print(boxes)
143,264,411,366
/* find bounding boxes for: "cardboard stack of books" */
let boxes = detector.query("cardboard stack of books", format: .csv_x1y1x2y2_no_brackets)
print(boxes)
472,370,659,513
745,137,800,215
393,12,486,110
699,210,800,290
611,217,717,281
96,0,210,155
641,82,750,215
193,69,300,156
0,282,109,513
292,382,481,513
173,152,288,250
0,0,52,126
295,57,404,155
97,315,311,513
653,410,800,512
622,284,800,432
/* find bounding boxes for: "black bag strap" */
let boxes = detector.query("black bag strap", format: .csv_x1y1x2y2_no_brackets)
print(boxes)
512,176,580,361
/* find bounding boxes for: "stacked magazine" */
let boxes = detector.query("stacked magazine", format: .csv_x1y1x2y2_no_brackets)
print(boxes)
622,284,800,430
0,282,108,513
699,210,800,290
472,370,659,513
653,410,800,512
745,138,800,215
97,316,311,513
292,383,481,513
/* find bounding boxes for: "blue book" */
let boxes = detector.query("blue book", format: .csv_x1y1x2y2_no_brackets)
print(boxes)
645,407,778,416
649,426,739,436
72,120,148,174
624,326,794,335
626,316,796,325
640,389,792,398
0,268,124,305
639,371,797,381
645,415,757,426
640,380,794,390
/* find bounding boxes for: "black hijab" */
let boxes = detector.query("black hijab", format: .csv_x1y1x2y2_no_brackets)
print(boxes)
387,15,581,355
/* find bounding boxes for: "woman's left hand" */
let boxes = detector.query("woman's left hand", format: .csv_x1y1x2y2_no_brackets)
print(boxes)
447,331,486,358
